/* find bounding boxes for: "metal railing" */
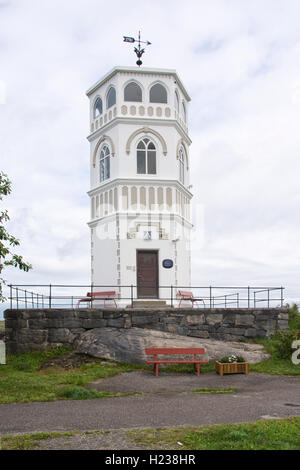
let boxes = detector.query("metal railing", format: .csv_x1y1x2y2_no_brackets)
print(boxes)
7,284,285,310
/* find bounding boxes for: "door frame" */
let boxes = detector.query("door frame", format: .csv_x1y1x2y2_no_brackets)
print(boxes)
136,249,159,299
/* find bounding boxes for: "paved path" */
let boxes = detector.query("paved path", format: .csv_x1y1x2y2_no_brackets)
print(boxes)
0,372,300,436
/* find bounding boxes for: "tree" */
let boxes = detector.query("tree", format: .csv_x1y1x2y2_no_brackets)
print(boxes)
0,171,32,301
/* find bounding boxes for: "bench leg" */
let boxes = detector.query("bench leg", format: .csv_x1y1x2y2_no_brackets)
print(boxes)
154,363,159,377
197,363,200,376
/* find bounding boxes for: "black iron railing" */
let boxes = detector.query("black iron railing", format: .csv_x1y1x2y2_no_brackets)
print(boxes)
7,284,285,310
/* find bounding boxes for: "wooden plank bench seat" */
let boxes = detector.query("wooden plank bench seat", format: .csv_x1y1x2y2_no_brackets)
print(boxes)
145,347,208,376
177,290,205,308
77,291,117,308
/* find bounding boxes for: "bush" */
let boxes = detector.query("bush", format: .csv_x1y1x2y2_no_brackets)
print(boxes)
270,330,298,360
288,304,300,332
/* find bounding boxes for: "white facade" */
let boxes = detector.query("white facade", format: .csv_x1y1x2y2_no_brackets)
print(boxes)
87,66,193,304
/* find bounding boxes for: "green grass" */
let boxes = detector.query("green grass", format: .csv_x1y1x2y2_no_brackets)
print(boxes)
0,347,217,404
248,304,300,375
1,431,76,450
1,430,111,450
191,387,236,394
0,347,144,404
127,417,300,450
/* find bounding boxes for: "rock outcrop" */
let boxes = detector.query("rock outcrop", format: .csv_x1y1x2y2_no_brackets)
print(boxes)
74,327,269,364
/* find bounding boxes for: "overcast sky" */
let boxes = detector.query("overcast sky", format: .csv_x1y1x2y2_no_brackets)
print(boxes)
1,0,300,314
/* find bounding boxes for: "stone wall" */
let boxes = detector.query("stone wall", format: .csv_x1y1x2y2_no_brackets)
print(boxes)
4,307,289,354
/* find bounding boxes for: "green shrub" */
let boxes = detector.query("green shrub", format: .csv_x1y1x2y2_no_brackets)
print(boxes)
270,330,298,360
288,304,300,331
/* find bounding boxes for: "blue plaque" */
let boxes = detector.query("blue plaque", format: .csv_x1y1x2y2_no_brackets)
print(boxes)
162,259,173,269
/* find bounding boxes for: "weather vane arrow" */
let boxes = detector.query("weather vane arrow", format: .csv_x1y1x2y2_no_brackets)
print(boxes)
123,31,152,67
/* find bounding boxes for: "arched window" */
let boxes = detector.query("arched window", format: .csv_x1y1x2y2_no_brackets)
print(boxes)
124,82,142,102
106,87,116,109
175,91,179,113
182,101,187,122
178,147,185,184
100,145,110,182
137,138,156,175
94,97,103,118
149,83,167,104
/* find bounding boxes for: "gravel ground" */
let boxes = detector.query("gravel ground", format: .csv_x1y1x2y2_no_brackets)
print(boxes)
36,430,152,451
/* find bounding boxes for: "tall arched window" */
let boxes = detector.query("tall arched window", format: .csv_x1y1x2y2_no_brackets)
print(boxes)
149,83,167,103
137,138,156,175
94,97,103,118
106,87,116,109
124,82,142,102
178,147,185,184
182,101,187,122
175,91,179,113
100,145,110,182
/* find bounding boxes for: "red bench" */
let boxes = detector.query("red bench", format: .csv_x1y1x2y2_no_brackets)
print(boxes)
77,291,117,308
145,347,208,376
177,290,205,308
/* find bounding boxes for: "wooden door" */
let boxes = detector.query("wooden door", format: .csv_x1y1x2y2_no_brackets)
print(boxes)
137,251,159,299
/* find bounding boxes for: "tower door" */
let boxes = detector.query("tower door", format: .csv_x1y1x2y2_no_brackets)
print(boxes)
137,250,159,299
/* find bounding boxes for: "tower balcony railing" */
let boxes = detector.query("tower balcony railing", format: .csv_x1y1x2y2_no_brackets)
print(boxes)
6,284,285,310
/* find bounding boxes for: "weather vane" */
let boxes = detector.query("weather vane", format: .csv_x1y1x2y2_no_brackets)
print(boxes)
123,31,152,67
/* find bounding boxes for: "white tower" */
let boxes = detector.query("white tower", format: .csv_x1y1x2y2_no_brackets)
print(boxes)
87,66,193,304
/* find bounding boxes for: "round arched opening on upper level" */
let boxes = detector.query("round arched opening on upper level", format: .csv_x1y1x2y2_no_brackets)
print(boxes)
149,83,168,104
106,86,116,109
182,101,187,122
124,81,143,102
175,90,180,113
93,96,103,119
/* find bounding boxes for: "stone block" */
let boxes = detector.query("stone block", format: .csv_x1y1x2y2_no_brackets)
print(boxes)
185,314,205,325
107,318,125,328
17,329,48,344
188,330,210,339
278,313,289,321
235,314,254,326
206,314,223,325
82,319,107,329
245,328,266,338
77,310,104,319
48,328,74,344
277,320,289,330
28,319,49,329
131,315,157,326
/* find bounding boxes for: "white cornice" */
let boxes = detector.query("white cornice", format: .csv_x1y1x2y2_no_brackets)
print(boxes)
88,211,193,229
86,66,191,102
87,117,192,146
87,177,193,198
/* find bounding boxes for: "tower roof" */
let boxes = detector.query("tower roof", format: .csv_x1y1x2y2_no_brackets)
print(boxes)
86,66,191,102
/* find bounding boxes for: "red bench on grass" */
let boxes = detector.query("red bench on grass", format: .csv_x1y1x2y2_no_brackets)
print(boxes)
145,347,208,376
177,290,205,308
77,291,117,308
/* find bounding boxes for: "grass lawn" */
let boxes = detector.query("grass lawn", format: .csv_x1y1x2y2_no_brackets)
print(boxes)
127,417,300,450
0,347,146,404
0,347,215,404
2,418,300,450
